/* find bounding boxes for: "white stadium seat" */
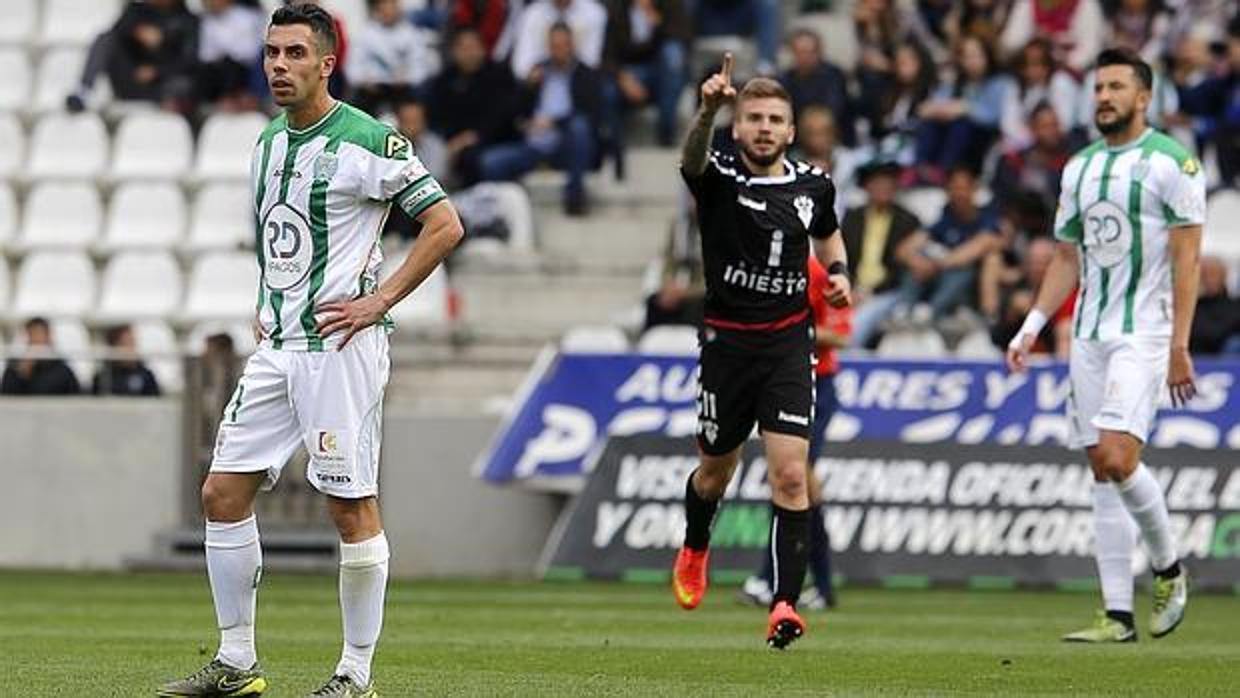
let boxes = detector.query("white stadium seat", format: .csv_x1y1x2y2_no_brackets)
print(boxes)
1204,190,1240,263
39,0,122,47
0,260,10,320
110,111,194,179
193,112,268,181
561,325,629,353
32,47,86,113
955,328,1002,359
27,112,109,179
898,187,947,227
187,183,253,251
184,252,260,322
382,249,449,329
0,182,16,247
12,251,96,318
323,0,369,40
102,182,186,250
0,48,31,111
637,325,700,355
18,182,102,250
0,114,24,177
131,319,183,393
97,251,183,321
877,328,948,358
0,0,37,45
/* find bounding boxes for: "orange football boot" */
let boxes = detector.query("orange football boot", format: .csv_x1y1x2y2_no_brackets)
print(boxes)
766,600,806,649
672,546,710,610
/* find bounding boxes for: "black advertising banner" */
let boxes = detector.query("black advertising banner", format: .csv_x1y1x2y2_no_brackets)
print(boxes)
542,436,1240,592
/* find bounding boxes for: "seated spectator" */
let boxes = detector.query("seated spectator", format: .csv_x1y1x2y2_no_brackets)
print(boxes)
1191,256,1240,355
1178,16,1240,187
1,318,81,396
1001,38,1082,149
509,0,608,80
383,94,450,239
694,0,780,76
92,325,161,397
348,0,441,115
864,41,935,158
793,106,856,216
644,197,705,329
1000,0,1105,75
1104,0,1173,65
602,0,690,147
780,28,854,146
449,0,511,56
853,0,907,106
992,102,1072,233
903,0,953,65
841,162,926,348
478,23,602,216
66,0,198,113
197,0,266,111
905,165,1001,321
914,35,1011,182
985,236,1075,357
428,28,521,186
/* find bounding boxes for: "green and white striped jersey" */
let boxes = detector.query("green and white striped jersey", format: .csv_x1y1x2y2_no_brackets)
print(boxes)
250,101,447,351
1054,128,1206,340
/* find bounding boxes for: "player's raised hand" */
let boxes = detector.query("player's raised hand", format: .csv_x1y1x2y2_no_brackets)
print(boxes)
700,52,737,113
316,295,389,349
1005,333,1035,374
1168,345,1197,407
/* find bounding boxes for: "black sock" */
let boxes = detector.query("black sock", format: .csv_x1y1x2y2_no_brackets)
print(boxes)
756,503,776,585
682,469,719,551
770,504,810,608
1106,609,1135,628
807,505,834,602
1153,561,1182,580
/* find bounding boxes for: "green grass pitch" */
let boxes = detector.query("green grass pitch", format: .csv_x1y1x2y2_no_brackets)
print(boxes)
0,571,1235,696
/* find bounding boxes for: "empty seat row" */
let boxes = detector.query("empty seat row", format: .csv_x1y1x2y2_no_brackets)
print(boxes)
0,182,252,252
0,110,266,181
0,0,120,48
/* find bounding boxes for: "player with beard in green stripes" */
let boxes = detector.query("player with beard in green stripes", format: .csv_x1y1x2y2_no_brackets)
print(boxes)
1007,47,1203,644
157,4,463,697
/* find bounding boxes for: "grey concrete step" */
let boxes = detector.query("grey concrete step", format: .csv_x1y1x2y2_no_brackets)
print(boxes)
455,270,643,338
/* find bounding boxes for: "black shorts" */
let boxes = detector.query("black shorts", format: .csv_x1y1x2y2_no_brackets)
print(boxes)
695,327,816,456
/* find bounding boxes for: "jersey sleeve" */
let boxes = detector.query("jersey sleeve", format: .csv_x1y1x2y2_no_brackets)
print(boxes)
359,130,448,218
680,149,732,201
811,176,840,239
1053,158,1083,242
1160,156,1207,229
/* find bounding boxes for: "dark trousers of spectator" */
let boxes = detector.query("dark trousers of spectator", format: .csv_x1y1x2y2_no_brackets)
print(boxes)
478,115,594,210
198,58,255,103
902,267,978,319
623,41,688,145
915,117,996,171
1218,122,1240,187
753,373,838,604
694,0,780,71
643,293,703,329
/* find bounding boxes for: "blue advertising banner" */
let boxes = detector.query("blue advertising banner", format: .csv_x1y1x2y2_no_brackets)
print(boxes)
475,351,1240,489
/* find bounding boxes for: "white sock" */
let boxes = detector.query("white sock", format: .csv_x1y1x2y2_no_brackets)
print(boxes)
1116,462,1178,572
206,516,261,669
1093,483,1137,614
335,532,389,687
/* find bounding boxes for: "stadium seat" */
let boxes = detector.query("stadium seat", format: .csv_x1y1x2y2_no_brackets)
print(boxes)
898,187,947,226
637,325,700,355
184,252,260,322
0,182,16,247
1204,190,1240,263
187,183,254,251
0,48,30,111
27,112,108,179
12,251,96,318
193,112,268,181
0,114,24,177
39,0,122,47
0,259,10,320
0,0,37,45
955,328,1002,359
96,251,183,321
32,47,86,113
876,328,947,358
101,183,186,251
323,0,369,40
382,249,449,329
110,111,194,179
130,319,183,393
561,325,630,353
18,182,103,250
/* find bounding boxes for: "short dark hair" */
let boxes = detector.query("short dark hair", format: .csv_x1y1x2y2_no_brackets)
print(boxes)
1096,47,1153,90
271,2,337,55
24,317,49,333
104,324,132,347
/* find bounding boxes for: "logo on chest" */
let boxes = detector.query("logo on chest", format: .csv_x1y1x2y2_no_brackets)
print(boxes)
794,194,815,230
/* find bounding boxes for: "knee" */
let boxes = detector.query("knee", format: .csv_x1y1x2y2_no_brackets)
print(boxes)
693,464,732,499
769,460,808,502
1090,444,1134,482
201,478,244,521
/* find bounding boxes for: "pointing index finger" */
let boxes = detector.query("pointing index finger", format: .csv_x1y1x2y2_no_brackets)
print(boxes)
721,52,733,84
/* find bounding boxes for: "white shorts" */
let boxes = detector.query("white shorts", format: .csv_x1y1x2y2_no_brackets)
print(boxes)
210,327,390,498
1067,335,1168,450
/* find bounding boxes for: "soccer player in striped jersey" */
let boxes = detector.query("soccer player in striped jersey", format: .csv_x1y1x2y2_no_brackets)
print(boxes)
158,5,462,697
1007,48,1204,643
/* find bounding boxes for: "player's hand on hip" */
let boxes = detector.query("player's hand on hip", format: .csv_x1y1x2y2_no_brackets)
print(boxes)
825,273,851,308
1167,346,1197,407
316,295,388,349
701,52,737,113
1005,333,1035,374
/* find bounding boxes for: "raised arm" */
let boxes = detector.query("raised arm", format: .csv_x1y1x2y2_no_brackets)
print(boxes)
681,53,735,177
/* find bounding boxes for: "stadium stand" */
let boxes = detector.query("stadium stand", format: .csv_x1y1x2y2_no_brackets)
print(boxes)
381,247,451,331
38,0,122,47
26,111,109,180
131,319,183,393
0,0,38,45
110,111,195,180
18,182,103,251
32,47,87,113
101,183,187,251
11,251,97,319
96,251,184,322
1204,190,1240,266
0,115,22,178
183,252,260,323
560,325,630,354
186,183,253,252
192,112,269,181
636,324,699,356
0,183,16,248
0,48,30,112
